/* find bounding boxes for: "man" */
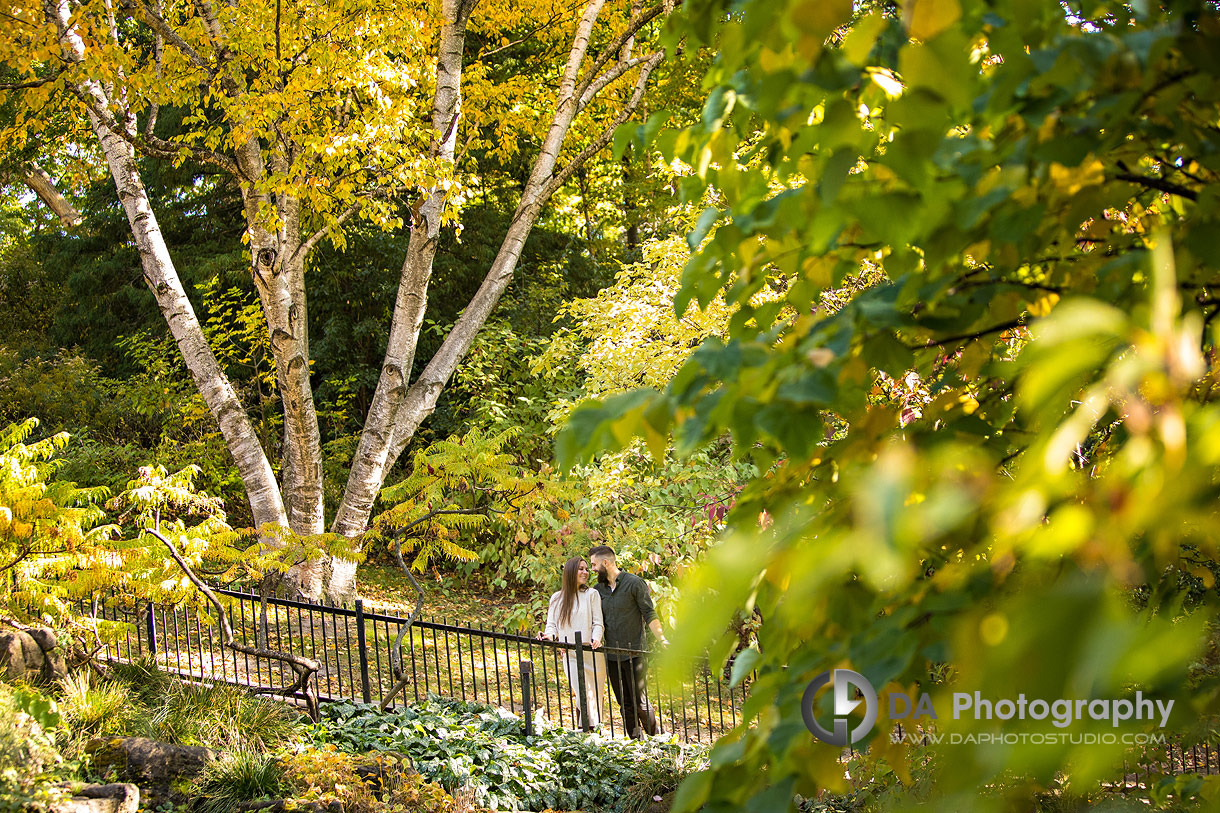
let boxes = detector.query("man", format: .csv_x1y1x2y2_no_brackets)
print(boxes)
588,544,668,738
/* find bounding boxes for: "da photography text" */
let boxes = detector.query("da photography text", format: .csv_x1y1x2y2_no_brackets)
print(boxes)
801,668,1175,747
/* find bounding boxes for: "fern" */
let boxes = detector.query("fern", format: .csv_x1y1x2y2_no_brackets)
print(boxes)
0,418,358,649
374,425,577,573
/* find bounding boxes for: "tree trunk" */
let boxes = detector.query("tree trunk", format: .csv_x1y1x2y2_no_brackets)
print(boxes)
324,0,662,601
46,0,288,533
232,139,327,596
330,0,478,540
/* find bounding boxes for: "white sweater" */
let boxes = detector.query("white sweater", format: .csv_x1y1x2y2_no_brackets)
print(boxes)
544,587,604,647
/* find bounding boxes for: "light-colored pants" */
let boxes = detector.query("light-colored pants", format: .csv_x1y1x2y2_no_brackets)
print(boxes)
562,649,605,729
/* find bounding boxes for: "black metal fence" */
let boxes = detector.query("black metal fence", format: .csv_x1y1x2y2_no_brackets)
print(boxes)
83,587,748,744
78,589,1220,796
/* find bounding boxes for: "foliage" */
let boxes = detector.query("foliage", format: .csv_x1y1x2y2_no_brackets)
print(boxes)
0,420,349,712
309,696,708,812
193,750,293,813
543,233,764,419
556,0,1220,808
444,319,570,461
437,234,760,622
0,681,65,810
279,744,378,812
374,426,578,573
0,417,115,622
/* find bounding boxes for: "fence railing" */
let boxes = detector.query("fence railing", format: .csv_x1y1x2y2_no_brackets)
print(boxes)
81,588,748,744
79,589,1220,793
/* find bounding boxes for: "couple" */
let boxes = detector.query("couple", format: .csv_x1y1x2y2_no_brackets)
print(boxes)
540,545,668,738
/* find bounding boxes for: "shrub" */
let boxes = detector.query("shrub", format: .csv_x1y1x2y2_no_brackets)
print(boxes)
0,681,65,810
279,744,474,813
193,750,291,813
280,744,378,812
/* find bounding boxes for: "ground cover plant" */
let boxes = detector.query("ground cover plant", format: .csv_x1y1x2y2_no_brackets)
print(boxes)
310,695,709,812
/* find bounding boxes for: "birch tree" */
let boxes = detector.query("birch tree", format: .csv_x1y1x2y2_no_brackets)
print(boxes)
1,0,669,599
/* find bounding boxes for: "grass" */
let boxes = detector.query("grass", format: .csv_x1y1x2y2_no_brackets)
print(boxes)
109,653,177,706
193,750,291,813
56,659,303,754
149,681,303,752
58,671,141,739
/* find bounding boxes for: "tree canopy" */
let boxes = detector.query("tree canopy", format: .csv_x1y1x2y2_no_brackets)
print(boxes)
1,0,675,600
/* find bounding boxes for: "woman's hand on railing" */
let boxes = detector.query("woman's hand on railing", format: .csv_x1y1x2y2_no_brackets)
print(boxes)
537,633,552,641
591,639,602,650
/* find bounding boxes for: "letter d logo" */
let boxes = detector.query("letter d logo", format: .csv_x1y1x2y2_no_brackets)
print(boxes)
801,668,878,747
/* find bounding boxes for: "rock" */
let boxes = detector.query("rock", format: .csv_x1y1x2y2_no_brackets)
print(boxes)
45,648,68,682
47,783,139,813
28,626,58,652
20,631,45,673
0,625,69,684
87,736,218,784
86,737,218,807
0,632,26,681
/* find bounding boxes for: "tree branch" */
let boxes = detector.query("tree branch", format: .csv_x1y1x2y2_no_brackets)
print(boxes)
123,0,212,72
545,50,664,199
0,73,59,90
295,202,363,262
576,52,656,113
21,162,82,227
915,318,1026,349
380,526,428,710
1114,172,1199,201
144,528,321,719
145,0,163,137
131,130,239,175
572,3,664,102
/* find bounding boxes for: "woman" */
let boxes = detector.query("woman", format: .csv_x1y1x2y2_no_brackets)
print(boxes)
541,556,605,730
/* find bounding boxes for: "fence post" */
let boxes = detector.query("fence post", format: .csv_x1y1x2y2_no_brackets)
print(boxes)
520,660,533,737
147,602,157,656
573,632,590,732
355,599,372,704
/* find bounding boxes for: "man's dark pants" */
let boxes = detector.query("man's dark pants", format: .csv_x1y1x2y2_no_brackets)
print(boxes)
606,656,658,738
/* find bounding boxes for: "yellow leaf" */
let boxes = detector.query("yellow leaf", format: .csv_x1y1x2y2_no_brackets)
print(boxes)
1029,292,1060,317
1049,159,1106,195
904,0,962,41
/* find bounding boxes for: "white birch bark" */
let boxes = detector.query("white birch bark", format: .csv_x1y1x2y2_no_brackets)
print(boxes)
330,0,478,537
234,143,326,540
45,0,289,532
326,0,665,600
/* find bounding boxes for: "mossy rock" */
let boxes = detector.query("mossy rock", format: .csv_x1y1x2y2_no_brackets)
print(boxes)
84,736,219,808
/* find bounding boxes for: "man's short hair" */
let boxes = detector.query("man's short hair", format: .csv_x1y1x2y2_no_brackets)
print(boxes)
588,545,615,561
